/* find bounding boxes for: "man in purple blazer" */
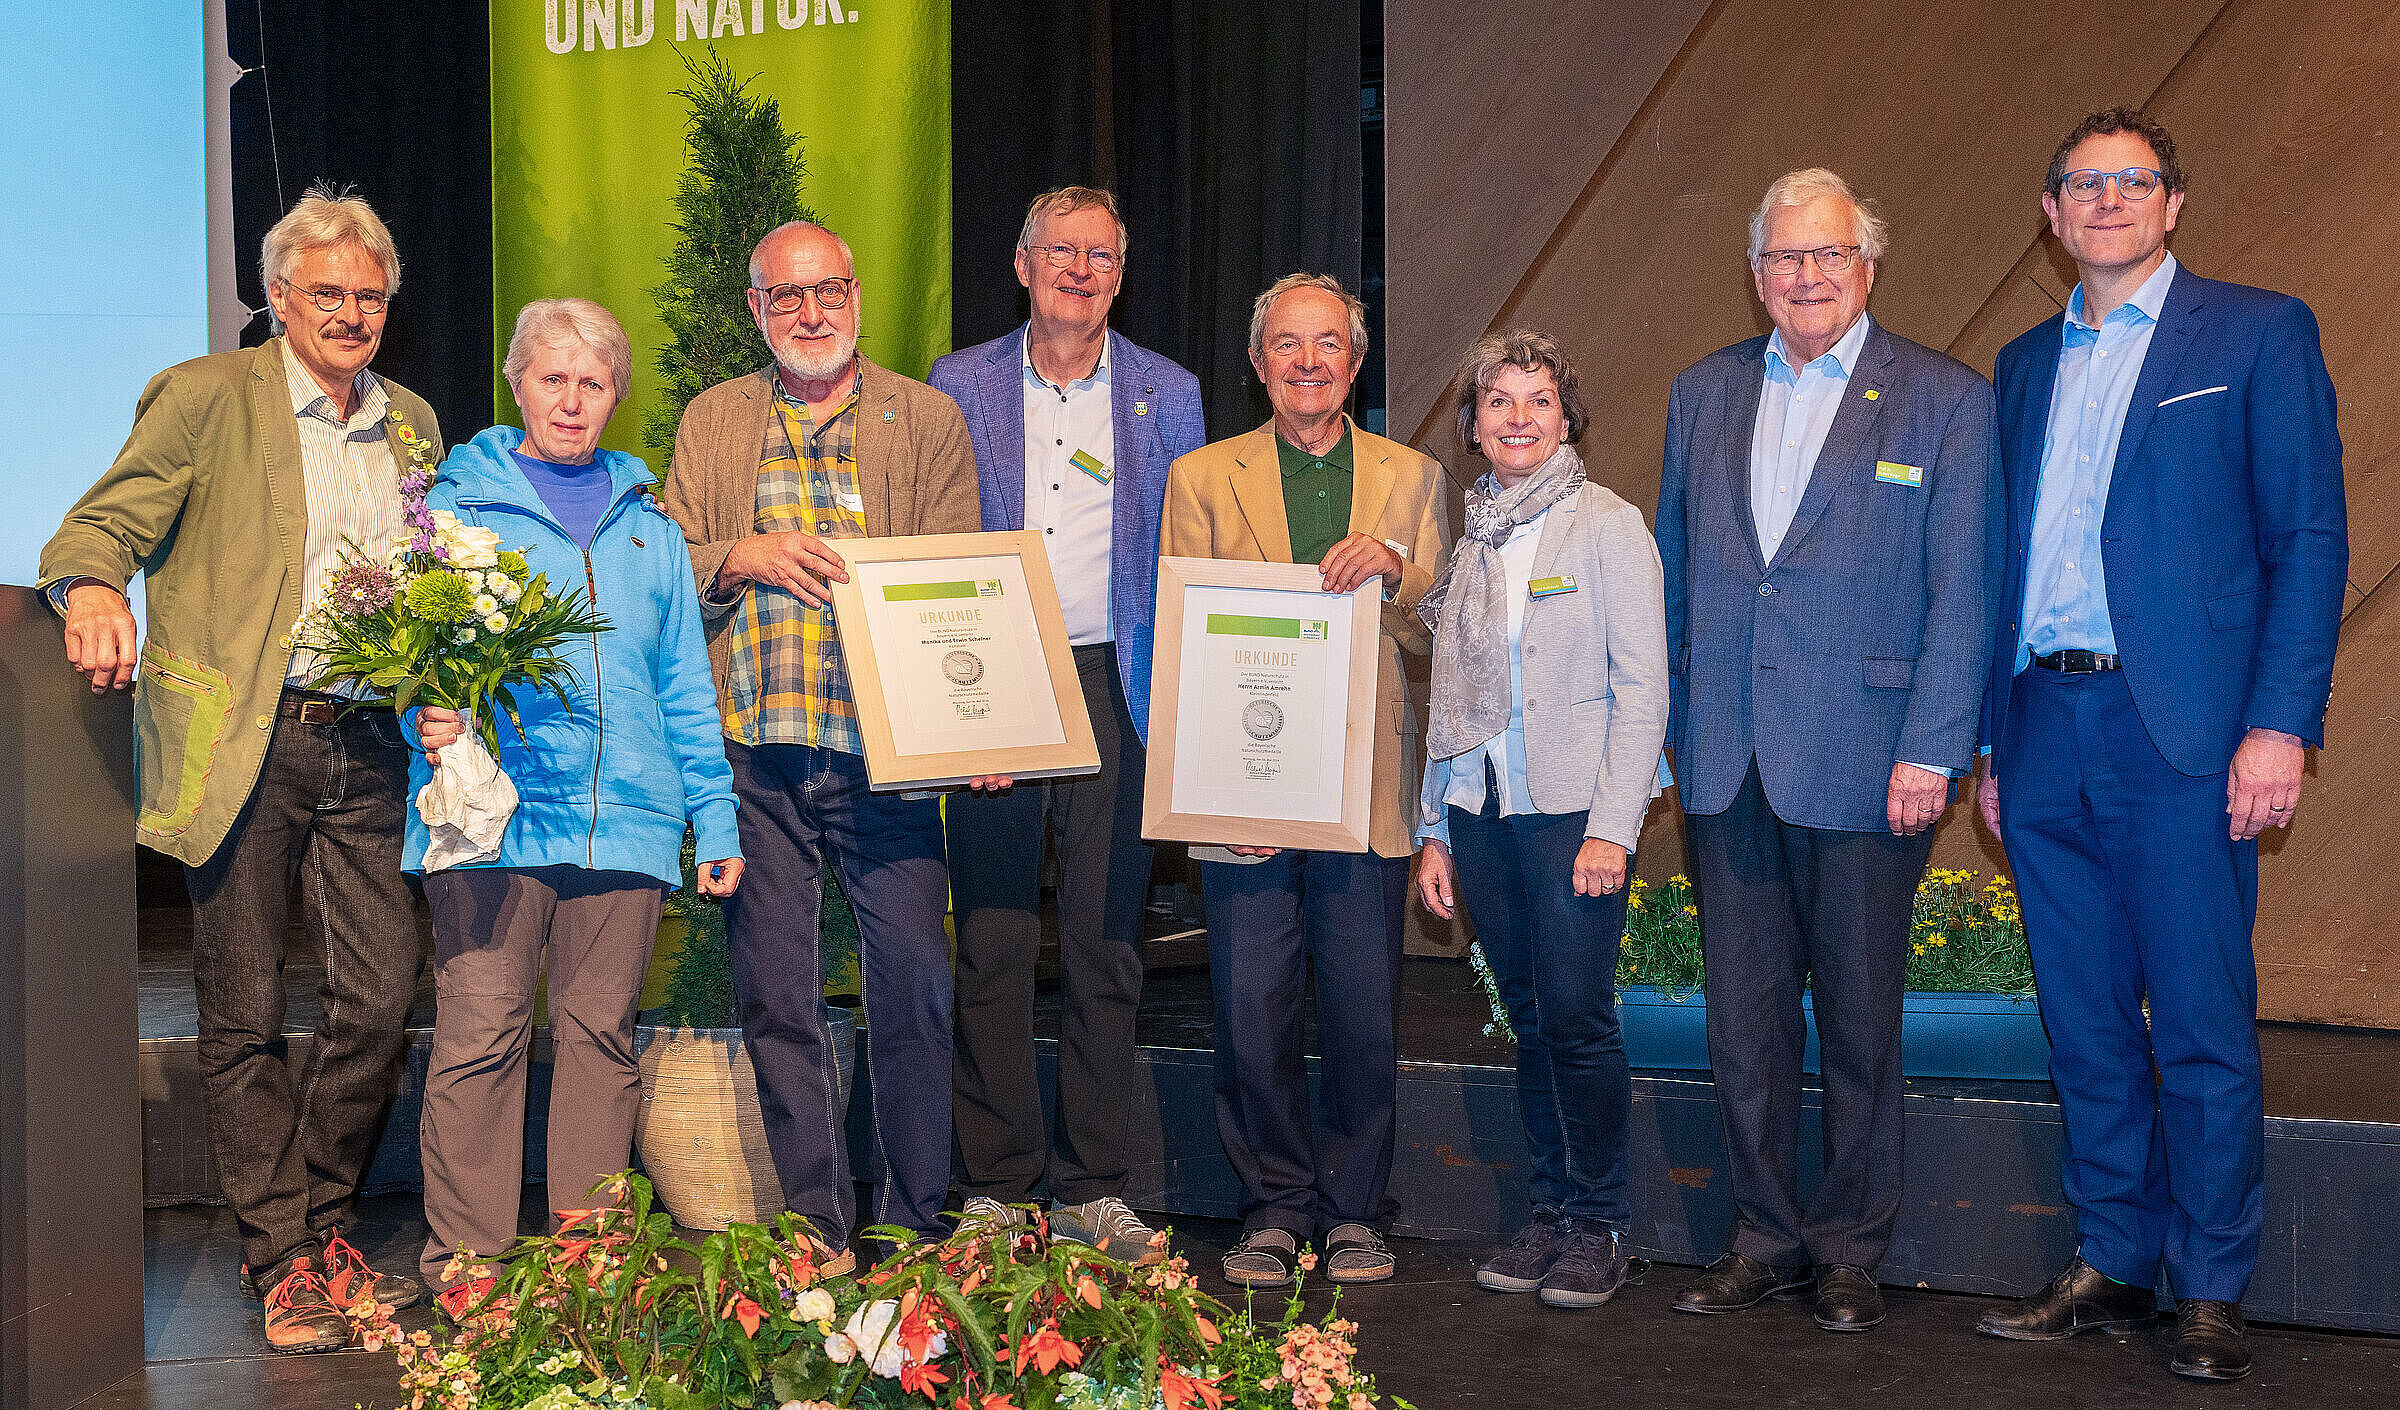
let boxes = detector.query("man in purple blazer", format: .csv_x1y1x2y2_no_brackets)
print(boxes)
928,187,1205,1262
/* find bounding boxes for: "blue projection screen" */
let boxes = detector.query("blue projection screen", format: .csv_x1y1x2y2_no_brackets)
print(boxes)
0,5,209,593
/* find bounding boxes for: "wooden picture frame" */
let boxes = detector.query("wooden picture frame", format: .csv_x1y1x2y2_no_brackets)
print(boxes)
826,531,1100,790
1141,556,1380,852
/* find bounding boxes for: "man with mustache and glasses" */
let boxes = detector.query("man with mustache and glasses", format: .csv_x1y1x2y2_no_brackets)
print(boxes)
1160,273,1451,1290
41,186,436,1354
660,220,983,1257
929,187,1204,1264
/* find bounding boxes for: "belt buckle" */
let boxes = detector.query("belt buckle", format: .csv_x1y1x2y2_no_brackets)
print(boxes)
298,698,342,725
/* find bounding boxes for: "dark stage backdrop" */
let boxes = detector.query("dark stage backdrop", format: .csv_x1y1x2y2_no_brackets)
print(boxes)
226,0,495,437
950,0,1364,440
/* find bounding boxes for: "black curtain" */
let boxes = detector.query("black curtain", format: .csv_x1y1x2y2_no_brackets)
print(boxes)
952,0,1365,440
227,0,495,438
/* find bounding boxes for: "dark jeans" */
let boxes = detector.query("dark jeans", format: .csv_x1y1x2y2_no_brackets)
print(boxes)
184,701,421,1273
1447,801,1631,1228
724,741,952,1241
1684,759,1934,1272
947,644,1151,1205
1201,848,1406,1238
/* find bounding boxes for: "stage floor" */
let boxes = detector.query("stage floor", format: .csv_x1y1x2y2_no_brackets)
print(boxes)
87,1193,2400,1410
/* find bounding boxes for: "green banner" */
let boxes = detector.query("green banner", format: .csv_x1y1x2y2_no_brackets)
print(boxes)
883,579,1001,601
1206,614,1330,640
490,2,952,463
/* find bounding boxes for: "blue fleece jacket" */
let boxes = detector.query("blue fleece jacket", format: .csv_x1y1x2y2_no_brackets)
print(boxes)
402,425,740,885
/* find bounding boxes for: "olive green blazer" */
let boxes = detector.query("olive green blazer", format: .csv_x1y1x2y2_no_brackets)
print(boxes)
38,338,443,865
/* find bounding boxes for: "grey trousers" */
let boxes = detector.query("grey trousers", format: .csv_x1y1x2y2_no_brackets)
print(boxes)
417,865,663,1288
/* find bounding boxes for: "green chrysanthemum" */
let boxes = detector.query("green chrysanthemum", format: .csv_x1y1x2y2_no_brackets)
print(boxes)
496,549,529,578
404,569,479,624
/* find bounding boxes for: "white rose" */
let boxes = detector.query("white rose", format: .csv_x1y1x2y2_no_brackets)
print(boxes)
793,1287,836,1322
483,612,508,633
432,511,504,570
840,1302,907,1377
474,594,500,616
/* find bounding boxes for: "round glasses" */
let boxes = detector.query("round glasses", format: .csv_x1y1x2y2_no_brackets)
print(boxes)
2060,168,2164,202
754,278,855,314
1757,245,1860,277
1028,242,1120,273
283,282,388,316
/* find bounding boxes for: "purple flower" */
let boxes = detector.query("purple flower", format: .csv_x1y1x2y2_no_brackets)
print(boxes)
327,560,397,613
412,532,435,553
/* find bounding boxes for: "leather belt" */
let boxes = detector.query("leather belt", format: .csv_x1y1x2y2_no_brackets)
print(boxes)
2032,649,2121,674
278,688,389,725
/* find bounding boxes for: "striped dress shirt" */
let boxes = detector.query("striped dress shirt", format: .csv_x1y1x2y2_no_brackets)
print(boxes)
283,340,403,687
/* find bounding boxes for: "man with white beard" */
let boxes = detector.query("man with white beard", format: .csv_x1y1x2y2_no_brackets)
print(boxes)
660,219,983,1252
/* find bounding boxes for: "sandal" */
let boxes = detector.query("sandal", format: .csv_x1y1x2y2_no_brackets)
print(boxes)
1222,1227,1300,1288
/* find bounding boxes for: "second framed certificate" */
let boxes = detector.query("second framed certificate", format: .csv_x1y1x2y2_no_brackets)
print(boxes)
1141,557,1379,852
827,531,1100,790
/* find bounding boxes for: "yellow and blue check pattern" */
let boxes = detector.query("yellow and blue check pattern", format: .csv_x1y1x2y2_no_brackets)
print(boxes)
721,376,866,750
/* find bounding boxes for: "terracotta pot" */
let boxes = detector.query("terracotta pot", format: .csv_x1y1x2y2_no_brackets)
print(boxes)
633,1008,856,1231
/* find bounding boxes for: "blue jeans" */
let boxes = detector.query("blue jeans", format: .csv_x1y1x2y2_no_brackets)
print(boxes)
1448,801,1631,1228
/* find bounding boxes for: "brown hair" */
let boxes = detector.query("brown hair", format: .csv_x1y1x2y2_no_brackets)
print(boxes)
1452,329,1589,453
2046,107,2186,196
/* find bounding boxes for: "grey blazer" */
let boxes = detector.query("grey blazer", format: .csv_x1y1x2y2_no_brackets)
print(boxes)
1656,318,2000,832
1419,481,1669,850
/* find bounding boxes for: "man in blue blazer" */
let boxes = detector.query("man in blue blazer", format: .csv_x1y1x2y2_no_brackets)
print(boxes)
928,187,1205,1262
1658,169,1999,1334
1971,110,2346,1384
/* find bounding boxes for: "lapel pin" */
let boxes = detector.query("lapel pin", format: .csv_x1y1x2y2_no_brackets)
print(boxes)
1862,389,1880,400
1135,400,1149,416
882,410,895,422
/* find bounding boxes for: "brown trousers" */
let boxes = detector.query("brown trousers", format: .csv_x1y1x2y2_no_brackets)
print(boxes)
417,865,662,1287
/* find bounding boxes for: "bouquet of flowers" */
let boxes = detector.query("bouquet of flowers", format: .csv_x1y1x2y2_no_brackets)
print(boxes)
369,1173,1410,1410
297,408,608,867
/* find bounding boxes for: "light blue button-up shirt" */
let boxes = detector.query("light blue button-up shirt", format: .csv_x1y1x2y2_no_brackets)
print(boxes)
1751,311,1872,564
2019,253,2180,669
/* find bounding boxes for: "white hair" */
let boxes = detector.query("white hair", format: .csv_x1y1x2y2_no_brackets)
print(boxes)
503,298,634,399
1247,273,1369,359
1745,168,1889,266
260,183,401,331
749,220,855,287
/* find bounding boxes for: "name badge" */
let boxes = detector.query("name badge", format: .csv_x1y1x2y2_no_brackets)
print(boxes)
1528,574,1578,599
1070,449,1112,483
834,489,867,514
1874,461,1924,487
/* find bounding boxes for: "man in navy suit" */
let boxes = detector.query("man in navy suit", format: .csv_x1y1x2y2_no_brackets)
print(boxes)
928,186,1205,1262
1657,169,1998,1334
1971,109,2346,1383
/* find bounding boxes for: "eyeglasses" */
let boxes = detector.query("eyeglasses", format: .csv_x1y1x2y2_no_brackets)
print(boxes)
2060,167,2164,202
1028,243,1120,273
1757,245,1860,277
754,278,855,314
283,282,388,316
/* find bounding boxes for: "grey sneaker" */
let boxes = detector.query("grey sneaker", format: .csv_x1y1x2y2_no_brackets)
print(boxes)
1323,1223,1396,1284
1049,1195,1167,1267
956,1196,1032,1240
1477,1217,1568,1293
1222,1227,1299,1287
1537,1222,1628,1309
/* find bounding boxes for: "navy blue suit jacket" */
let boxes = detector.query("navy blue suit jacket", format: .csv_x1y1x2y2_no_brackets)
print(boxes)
928,326,1205,739
1658,319,2001,833
1984,269,2347,777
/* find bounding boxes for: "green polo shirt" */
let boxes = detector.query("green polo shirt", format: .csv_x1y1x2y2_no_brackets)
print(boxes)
1277,425,1354,566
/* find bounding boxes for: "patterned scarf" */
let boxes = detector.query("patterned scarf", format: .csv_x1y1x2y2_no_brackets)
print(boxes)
1419,444,1586,760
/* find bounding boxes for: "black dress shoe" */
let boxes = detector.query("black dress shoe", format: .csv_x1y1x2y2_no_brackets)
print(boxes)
2170,1300,2253,1382
1975,1255,2156,1341
1673,1251,1811,1314
1813,1264,1884,1332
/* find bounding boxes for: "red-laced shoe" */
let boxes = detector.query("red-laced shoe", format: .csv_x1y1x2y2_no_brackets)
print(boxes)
436,1274,500,1326
261,1254,351,1355
320,1228,424,1312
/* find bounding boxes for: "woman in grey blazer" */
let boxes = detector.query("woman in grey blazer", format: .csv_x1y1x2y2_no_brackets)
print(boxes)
1414,329,1669,1311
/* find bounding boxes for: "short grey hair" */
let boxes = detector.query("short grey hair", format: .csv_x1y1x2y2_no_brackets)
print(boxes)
261,183,401,329
1745,168,1888,267
1452,329,1589,453
503,298,634,400
1247,273,1369,360
749,220,855,287
1016,186,1129,261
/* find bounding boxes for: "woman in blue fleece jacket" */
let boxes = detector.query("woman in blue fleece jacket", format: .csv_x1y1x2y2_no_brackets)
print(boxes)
407,298,741,1314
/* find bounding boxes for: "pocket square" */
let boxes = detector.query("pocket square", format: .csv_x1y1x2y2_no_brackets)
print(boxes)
2157,385,2229,408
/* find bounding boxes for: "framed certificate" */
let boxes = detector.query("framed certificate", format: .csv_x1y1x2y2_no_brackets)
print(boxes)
826,531,1100,790
1141,557,1379,852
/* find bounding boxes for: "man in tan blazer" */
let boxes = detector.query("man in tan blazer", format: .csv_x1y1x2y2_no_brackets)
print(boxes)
659,220,982,1252
40,188,433,1352
1159,273,1451,1289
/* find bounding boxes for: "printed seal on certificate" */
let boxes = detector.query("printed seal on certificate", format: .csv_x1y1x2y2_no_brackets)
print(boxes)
1141,556,1380,853
942,649,985,686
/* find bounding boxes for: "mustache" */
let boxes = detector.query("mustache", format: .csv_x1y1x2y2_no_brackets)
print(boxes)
321,318,370,340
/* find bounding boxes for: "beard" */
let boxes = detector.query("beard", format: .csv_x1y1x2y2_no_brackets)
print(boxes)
773,326,858,383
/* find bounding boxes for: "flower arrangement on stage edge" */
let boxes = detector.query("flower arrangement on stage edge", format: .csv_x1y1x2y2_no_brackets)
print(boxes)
1469,867,2033,1044
368,1174,1408,1410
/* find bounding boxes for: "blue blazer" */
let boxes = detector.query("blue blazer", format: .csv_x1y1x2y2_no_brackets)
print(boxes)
928,326,1205,738
1658,319,2001,833
1984,269,2347,776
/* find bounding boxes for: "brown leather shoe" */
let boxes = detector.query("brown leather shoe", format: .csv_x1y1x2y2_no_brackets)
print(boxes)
1673,1251,1811,1314
2170,1300,2253,1382
1813,1264,1884,1332
260,1255,350,1355
1975,1255,2156,1340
